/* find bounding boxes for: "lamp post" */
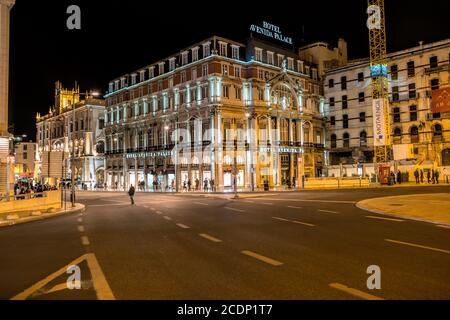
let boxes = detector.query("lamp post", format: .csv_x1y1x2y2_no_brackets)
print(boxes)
70,90,99,207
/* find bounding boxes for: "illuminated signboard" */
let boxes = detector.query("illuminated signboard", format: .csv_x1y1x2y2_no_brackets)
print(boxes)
249,21,293,45
370,64,388,78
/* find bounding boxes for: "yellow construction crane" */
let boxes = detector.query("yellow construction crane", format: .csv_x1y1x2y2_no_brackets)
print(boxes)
368,0,391,165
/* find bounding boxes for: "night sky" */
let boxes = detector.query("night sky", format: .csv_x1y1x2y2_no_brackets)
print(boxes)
8,0,450,140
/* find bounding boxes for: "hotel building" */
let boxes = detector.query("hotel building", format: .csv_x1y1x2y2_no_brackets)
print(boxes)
104,35,327,191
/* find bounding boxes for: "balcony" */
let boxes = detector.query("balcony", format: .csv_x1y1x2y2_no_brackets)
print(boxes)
425,64,449,75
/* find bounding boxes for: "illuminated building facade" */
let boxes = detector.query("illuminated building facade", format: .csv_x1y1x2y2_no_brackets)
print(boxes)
36,82,106,188
321,39,450,173
104,35,327,191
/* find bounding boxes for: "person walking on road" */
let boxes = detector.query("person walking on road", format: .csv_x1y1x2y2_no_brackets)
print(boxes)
427,170,431,184
435,169,440,184
420,170,424,184
128,184,135,205
414,169,419,184
397,170,402,184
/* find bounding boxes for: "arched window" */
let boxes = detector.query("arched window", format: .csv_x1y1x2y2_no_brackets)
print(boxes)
343,133,350,148
393,127,402,144
410,126,419,143
360,131,367,147
331,134,337,148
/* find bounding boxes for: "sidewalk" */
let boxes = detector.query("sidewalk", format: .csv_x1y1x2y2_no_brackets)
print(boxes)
0,203,85,228
356,193,450,226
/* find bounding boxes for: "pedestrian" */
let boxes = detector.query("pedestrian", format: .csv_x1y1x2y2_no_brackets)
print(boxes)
431,170,435,184
210,179,215,192
414,170,419,184
203,178,208,192
183,180,187,192
187,179,191,192
435,169,440,184
195,178,199,191
397,170,402,184
427,170,431,184
128,184,135,205
420,170,424,184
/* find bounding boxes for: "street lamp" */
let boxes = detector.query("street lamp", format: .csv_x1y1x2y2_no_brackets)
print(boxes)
70,90,100,207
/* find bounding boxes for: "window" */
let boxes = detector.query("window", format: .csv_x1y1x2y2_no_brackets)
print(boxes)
23,152,28,160
431,78,440,90
234,66,241,78
410,126,419,143
231,45,239,59
342,95,348,109
433,124,442,140
192,68,197,80
407,61,415,77
235,87,241,100
149,67,155,79
255,48,262,62
390,64,398,80
329,79,334,88
358,72,364,82
202,64,208,77
410,105,417,121
341,76,347,90
331,134,337,148
222,86,229,98
343,114,349,129
181,52,188,65
360,131,367,147
409,83,416,99
297,60,304,73
168,77,173,88
393,128,402,144
157,80,163,91
277,54,284,67
358,92,365,102
392,86,399,101
258,69,265,80
222,64,229,76
359,112,366,122
330,116,336,126
158,63,165,75
219,42,227,56
258,88,264,101
393,107,401,123
267,51,274,65
202,42,210,57
343,133,350,148
192,47,199,61
287,58,294,70
131,74,137,85
139,71,145,82
329,97,335,107
180,71,186,83
430,56,438,68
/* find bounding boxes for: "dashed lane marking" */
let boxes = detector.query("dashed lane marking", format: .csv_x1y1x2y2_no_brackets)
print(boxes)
224,207,245,213
163,216,172,221
318,209,340,214
156,211,163,215
89,203,129,207
193,202,209,206
292,220,315,227
366,215,404,222
287,206,303,209
254,198,356,204
77,226,85,232
241,250,283,266
272,217,290,222
81,236,90,246
437,225,450,229
199,233,222,243
77,218,83,223
262,203,273,206
329,283,383,300
385,239,450,254
176,223,190,229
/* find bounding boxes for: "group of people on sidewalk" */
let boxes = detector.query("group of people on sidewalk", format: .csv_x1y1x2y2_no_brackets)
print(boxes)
182,178,216,192
413,169,440,184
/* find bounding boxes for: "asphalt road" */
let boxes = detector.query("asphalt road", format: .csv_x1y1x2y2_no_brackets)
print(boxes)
1,186,449,300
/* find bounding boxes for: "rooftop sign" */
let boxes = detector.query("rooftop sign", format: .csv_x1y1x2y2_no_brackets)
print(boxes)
249,21,293,46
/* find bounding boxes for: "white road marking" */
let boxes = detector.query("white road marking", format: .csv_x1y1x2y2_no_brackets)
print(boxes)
224,207,245,213
150,208,156,211
366,215,404,222
163,216,172,221
243,201,255,203
262,203,273,206
241,250,283,266
287,206,303,209
436,225,450,229
156,211,163,215
292,220,315,227
329,283,383,300
318,209,340,214
77,218,83,223
255,198,356,204
176,223,190,229
272,217,290,222
385,239,450,254
193,202,209,206
89,204,128,207
81,236,90,246
77,226,85,232
199,233,222,243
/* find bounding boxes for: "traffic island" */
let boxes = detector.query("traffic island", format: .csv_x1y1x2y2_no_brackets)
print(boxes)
0,203,85,228
356,193,450,226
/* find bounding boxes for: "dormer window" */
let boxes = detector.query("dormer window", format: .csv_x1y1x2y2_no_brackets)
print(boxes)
158,62,165,75
277,54,284,67
219,41,227,56
120,77,126,88
255,48,262,62
114,80,119,91
139,70,146,82
202,42,211,58
169,58,176,72
181,51,189,65
109,82,114,93
131,73,137,85
192,47,199,61
267,51,274,65
287,57,294,70
297,60,304,73
231,45,240,59
149,66,155,79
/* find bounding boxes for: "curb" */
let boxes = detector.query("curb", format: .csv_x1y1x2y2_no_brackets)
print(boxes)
0,204,86,228
355,200,450,227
